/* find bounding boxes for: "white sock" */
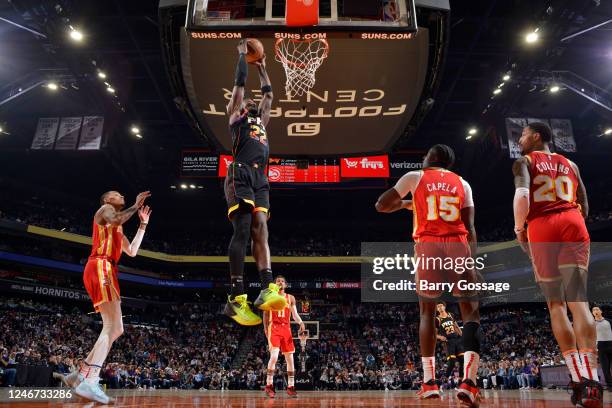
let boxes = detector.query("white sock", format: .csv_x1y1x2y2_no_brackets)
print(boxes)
422,357,435,383
579,349,599,381
288,372,295,387
266,369,274,386
463,351,480,383
563,350,582,382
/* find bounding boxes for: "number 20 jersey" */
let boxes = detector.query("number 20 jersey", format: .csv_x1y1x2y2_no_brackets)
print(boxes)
525,151,579,222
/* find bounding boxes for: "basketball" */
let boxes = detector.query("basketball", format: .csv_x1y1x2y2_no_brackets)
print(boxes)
246,38,265,64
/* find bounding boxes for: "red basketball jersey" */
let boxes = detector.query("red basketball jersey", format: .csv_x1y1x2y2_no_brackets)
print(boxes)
90,220,124,263
412,169,468,239
525,151,580,222
271,293,291,326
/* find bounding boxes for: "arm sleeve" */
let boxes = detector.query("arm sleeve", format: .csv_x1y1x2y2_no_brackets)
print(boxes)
127,228,145,257
513,187,530,229
461,179,474,208
392,171,422,198
234,53,248,87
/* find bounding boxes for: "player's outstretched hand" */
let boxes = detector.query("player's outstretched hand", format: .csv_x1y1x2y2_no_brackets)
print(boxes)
138,206,151,224
299,322,306,334
237,40,248,55
134,191,151,208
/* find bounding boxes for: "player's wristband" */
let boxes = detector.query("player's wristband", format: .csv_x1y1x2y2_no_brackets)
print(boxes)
514,226,525,234
261,85,272,94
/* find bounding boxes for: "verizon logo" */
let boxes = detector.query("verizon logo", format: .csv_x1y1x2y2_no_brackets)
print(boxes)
390,162,422,169
343,158,385,169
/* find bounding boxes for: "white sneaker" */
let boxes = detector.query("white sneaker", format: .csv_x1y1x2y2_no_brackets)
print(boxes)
63,371,84,388
75,381,110,404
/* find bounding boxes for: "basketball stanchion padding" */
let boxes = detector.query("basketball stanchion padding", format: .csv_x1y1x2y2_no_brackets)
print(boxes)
286,0,319,27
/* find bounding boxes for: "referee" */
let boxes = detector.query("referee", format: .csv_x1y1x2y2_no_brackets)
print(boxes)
436,302,464,379
593,306,612,387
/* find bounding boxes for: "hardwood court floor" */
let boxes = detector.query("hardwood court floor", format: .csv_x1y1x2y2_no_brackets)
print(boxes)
1,389,611,407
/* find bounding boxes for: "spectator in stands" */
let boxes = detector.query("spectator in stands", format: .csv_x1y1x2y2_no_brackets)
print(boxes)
0,348,17,387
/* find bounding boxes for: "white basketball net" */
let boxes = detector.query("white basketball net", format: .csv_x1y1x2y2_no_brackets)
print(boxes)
275,39,329,97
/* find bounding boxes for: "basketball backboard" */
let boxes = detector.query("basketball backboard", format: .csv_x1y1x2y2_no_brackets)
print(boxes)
188,0,417,31
180,0,430,156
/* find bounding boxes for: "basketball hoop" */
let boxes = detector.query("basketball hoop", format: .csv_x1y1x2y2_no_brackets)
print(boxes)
298,329,309,351
274,38,329,97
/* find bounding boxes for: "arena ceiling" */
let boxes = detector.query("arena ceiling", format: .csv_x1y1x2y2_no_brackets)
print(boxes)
0,0,610,197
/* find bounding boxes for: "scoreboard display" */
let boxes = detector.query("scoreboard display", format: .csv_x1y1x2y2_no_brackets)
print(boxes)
268,159,340,183
192,153,421,183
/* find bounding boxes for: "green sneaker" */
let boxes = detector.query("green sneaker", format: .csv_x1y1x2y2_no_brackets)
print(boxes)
224,294,262,326
254,283,288,311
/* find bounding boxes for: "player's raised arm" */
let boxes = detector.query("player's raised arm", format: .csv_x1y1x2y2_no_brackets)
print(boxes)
227,40,248,124
375,172,418,213
569,161,589,218
512,157,531,252
122,206,150,257
96,191,150,226
255,56,273,127
289,295,306,333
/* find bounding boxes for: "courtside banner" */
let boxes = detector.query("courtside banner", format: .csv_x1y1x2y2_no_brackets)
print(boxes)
323,281,361,289
341,155,390,178
0,279,89,301
181,151,219,177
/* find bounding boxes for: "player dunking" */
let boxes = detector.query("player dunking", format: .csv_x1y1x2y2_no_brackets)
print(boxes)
223,40,287,326
263,275,306,398
376,145,482,406
64,191,151,403
436,301,464,380
512,122,602,408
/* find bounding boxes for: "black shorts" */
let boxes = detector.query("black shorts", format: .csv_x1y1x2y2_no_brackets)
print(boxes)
446,337,464,359
224,162,270,219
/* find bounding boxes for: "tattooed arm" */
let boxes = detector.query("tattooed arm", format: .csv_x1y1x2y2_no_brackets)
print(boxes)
95,191,150,226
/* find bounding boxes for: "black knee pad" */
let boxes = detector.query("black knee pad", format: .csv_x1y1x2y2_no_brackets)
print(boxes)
462,321,481,353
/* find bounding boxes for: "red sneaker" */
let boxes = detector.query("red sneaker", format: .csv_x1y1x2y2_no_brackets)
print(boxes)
580,378,603,408
264,384,275,398
416,380,440,399
457,379,481,407
287,386,298,398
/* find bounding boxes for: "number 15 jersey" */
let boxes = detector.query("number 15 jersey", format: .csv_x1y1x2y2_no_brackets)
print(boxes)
394,168,473,240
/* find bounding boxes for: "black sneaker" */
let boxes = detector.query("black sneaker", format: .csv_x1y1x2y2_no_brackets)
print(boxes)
568,381,581,406
580,378,603,408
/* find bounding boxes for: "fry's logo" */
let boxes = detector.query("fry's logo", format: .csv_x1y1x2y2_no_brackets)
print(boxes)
341,155,390,178
343,158,385,169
